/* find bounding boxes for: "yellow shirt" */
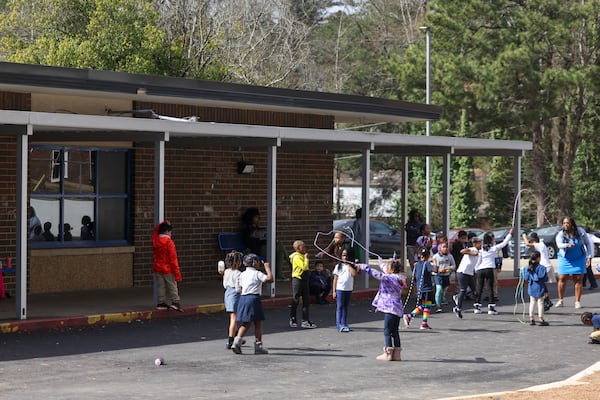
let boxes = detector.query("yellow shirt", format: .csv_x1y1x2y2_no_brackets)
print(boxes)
289,251,309,279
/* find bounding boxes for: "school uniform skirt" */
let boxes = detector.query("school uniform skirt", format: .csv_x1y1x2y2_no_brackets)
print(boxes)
236,294,265,323
224,286,240,312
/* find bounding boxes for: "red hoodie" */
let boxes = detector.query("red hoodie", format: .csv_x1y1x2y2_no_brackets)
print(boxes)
152,222,182,282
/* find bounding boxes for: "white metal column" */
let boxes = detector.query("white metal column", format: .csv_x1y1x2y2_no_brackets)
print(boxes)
153,137,166,306
442,153,451,234
402,157,409,270
266,144,277,297
513,155,522,277
360,148,371,289
15,126,30,319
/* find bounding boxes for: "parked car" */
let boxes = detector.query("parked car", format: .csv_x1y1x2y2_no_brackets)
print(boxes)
509,225,562,259
448,228,485,245
333,219,401,258
486,227,532,258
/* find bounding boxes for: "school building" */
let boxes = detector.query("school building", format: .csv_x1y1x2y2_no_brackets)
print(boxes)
0,62,531,319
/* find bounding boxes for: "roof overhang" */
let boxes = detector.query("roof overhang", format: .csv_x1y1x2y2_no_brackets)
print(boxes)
0,62,441,124
0,110,532,157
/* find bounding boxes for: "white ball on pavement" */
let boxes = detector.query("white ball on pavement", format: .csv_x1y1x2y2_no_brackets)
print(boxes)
154,358,164,366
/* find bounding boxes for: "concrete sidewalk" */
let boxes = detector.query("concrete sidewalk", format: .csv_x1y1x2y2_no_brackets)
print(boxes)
0,263,528,334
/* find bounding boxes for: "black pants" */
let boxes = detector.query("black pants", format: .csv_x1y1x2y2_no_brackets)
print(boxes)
583,266,598,288
290,276,310,322
476,268,495,304
456,272,476,310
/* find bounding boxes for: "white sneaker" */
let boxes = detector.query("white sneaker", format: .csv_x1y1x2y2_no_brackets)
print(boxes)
473,303,482,314
555,299,564,307
301,320,317,329
575,301,582,309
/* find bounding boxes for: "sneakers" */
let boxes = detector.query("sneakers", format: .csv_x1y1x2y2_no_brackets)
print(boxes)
453,306,463,319
538,320,549,326
156,303,169,310
254,341,269,355
435,307,443,313
231,337,243,354
301,320,317,329
419,322,431,330
543,297,553,312
473,303,482,314
530,319,535,326
555,299,563,307
289,319,298,328
488,304,498,315
339,326,351,332
169,302,183,312
575,301,582,309
403,314,413,328
452,294,459,306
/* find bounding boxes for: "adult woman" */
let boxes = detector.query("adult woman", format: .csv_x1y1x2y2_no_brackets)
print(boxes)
555,216,593,309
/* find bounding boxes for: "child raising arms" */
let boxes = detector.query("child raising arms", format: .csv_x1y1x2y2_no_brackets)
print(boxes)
332,249,358,332
359,259,406,361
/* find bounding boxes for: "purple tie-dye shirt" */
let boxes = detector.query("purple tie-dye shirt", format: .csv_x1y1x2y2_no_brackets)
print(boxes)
364,265,406,317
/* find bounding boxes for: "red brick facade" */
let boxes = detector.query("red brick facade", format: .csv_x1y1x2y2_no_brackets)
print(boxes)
1,92,336,292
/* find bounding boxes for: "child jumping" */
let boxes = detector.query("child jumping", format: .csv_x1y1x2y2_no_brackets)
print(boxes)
332,249,358,332
219,250,243,349
232,254,273,355
404,247,435,330
523,250,549,326
360,259,406,361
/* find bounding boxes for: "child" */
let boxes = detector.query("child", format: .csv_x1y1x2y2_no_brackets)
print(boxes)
332,249,358,332
453,236,482,319
522,232,555,311
309,261,331,305
152,220,183,312
289,240,317,328
404,246,435,330
475,228,513,315
232,254,273,355
432,242,456,313
581,312,600,344
523,250,549,326
414,223,433,262
219,250,243,349
360,259,406,361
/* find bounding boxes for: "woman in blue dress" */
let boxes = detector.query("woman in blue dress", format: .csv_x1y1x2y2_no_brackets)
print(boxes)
555,216,593,309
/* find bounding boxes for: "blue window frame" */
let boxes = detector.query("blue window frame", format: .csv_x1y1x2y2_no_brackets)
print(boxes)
28,145,132,247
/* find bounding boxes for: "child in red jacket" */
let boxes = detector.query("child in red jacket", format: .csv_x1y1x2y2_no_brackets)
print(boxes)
153,221,183,311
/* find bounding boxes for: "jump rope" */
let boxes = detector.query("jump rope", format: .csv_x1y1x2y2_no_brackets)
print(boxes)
313,227,415,310
313,189,556,324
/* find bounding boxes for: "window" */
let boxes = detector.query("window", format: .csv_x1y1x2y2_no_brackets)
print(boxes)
29,146,131,246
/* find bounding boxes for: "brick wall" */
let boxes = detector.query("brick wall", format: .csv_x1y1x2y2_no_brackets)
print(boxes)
132,144,334,287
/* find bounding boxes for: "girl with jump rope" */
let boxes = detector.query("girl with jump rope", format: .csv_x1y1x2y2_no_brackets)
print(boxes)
522,250,549,326
403,246,435,330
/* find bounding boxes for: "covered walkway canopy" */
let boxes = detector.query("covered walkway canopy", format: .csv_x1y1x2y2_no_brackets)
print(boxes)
0,62,532,319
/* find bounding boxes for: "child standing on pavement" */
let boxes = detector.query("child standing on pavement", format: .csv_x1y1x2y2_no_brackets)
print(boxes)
404,247,435,330
360,259,406,361
152,221,183,312
232,254,273,355
432,242,456,313
523,250,549,326
289,240,317,329
522,232,555,311
332,249,358,332
453,236,482,319
219,250,243,349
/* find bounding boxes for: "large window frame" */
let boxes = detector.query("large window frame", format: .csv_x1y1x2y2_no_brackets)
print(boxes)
28,145,132,248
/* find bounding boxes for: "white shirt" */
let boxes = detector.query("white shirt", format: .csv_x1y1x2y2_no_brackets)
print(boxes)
457,247,480,276
239,267,268,296
476,234,512,271
223,268,241,292
532,242,552,268
333,263,355,291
